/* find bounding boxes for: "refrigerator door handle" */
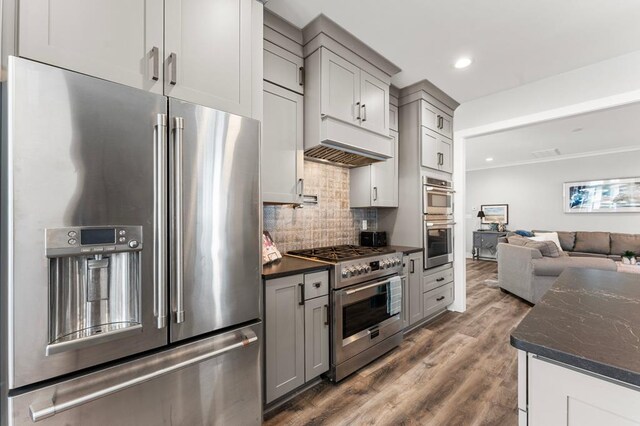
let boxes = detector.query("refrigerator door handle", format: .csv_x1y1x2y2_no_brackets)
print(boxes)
28,328,259,422
154,113,168,329
172,116,185,324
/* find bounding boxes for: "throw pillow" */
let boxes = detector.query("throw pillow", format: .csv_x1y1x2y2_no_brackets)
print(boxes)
507,235,560,257
532,232,564,252
515,230,534,237
526,240,561,258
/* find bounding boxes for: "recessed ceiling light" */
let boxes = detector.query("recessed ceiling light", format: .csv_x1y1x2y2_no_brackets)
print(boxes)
485,157,494,162
454,57,473,69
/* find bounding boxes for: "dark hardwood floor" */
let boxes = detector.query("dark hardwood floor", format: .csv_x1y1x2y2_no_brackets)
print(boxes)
264,260,531,426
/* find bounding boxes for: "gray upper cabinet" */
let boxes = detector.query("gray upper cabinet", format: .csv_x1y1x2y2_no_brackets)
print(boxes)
350,130,398,208
19,0,263,119
421,126,453,174
321,48,362,126
264,40,304,94
304,295,329,381
360,70,390,136
421,100,453,139
389,103,399,132
18,0,164,94
318,48,390,137
164,0,261,118
262,82,304,204
265,274,305,404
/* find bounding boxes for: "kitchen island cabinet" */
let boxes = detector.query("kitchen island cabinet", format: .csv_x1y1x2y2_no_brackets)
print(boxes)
512,268,640,425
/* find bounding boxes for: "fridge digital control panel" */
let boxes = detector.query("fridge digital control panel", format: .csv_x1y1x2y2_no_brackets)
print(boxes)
46,226,143,257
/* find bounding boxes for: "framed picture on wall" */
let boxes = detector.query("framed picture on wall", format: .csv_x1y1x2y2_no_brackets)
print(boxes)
564,177,640,213
481,204,509,224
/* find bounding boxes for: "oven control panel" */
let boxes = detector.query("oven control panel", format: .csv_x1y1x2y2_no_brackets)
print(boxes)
339,252,404,284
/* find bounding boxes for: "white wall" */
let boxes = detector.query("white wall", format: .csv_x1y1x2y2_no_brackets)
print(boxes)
465,151,640,255
455,50,640,133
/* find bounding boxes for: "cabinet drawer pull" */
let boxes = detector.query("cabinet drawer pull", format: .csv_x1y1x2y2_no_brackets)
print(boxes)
410,259,415,274
169,52,177,85
324,304,329,325
436,277,445,282
436,296,445,302
150,46,159,81
298,283,305,305
313,281,321,288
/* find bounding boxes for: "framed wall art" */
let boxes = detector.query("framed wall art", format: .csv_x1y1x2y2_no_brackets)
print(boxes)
564,177,640,213
480,204,509,224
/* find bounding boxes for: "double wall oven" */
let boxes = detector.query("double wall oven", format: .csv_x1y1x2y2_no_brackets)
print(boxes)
423,177,455,269
289,246,404,382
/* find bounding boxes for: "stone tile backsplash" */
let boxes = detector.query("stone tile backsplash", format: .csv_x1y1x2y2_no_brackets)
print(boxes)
263,161,377,253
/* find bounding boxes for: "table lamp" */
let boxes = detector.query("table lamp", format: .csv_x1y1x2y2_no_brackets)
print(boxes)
477,210,485,231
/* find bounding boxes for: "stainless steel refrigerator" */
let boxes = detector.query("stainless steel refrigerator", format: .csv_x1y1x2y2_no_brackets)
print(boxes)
0,57,262,425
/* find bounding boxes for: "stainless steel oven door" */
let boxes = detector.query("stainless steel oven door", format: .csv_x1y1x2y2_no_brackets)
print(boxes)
334,276,402,364
423,186,454,216
424,221,455,269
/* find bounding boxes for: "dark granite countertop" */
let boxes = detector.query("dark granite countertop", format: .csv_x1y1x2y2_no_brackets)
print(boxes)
262,255,330,280
386,245,423,255
511,268,640,387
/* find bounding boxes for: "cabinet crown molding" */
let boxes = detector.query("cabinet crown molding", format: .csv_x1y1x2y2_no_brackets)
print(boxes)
399,79,459,112
302,14,401,77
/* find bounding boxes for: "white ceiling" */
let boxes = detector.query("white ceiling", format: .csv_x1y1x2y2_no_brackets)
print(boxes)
465,102,640,171
265,0,640,103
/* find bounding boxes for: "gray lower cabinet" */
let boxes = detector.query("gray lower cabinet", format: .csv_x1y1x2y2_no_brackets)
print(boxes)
262,81,304,204
304,295,329,381
265,270,329,404
408,252,423,326
265,274,305,403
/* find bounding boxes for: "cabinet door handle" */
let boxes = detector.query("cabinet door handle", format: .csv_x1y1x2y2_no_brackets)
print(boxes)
150,46,159,81
324,304,329,326
299,66,304,86
373,186,378,201
436,115,441,129
436,277,445,282
410,259,415,274
169,52,177,85
355,102,361,120
436,296,445,302
362,104,367,122
298,178,304,197
298,283,305,305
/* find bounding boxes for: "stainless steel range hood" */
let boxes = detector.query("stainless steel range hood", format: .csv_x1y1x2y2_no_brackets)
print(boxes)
305,115,393,167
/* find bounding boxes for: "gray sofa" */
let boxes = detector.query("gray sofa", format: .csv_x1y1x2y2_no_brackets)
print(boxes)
497,231,640,304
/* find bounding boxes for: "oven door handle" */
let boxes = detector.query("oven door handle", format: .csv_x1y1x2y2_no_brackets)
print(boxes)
344,277,394,295
425,186,455,194
426,222,456,229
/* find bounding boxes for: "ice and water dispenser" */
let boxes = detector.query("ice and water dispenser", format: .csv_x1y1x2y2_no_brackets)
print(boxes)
45,226,144,355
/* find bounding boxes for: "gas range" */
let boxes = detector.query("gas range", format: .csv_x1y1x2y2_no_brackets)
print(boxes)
288,245,403,289
289,244,405,381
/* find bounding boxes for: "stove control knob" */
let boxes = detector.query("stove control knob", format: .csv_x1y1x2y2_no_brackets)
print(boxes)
380,260,388,269
342,269,350,279
365,264,372,273
348,266,358,276
394,259,400,267
355,265,364,274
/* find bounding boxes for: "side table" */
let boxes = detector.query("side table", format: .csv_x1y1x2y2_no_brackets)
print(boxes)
473,231,509,261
